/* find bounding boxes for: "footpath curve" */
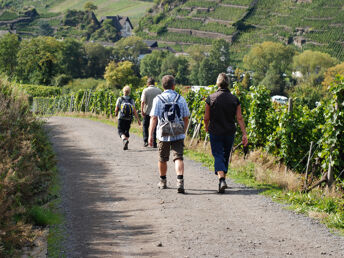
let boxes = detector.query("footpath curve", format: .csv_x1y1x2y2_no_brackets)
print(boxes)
46,116,344,257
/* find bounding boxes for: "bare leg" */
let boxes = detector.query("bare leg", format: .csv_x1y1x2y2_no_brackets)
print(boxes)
120,134,128,141
159,161,167,176
217,171,225,179
174,159,184,176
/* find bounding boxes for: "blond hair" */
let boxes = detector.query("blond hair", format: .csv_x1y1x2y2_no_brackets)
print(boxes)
123,85,131,96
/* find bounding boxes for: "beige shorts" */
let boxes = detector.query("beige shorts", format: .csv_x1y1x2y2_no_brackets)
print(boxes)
158,140,184,162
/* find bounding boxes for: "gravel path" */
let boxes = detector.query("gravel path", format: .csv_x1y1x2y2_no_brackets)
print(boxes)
46,117,344,258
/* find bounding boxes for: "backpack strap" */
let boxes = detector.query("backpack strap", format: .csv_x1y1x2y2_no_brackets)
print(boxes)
158,95,167,103
173,94,180,103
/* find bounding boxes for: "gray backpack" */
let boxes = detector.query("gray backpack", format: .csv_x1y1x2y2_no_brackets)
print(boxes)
158,94,184,137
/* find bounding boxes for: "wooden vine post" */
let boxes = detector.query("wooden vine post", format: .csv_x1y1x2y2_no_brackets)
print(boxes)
285,98,293,174
303,141,313,190
327,154,334,190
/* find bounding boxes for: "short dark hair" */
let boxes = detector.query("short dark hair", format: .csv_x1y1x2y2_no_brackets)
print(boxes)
162,75,175,89
216,73,229,89
147,77,155,86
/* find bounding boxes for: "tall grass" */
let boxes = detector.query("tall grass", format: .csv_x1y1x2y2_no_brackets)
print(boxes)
0,78,57,256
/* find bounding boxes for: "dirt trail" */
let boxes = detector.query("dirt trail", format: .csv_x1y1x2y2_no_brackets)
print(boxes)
46,117,344,258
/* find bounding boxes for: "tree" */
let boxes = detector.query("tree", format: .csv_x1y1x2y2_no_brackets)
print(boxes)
209,39,230,76
243,41,295,94
322,62,344,87
189,62,200,85
196,39,230,86
0,33,20,78
140,50,167,80
84,2,97,12
60,38,87,78
104,61,142,89
160,54,190,85
112,36,148,64
91,19,120,42
84,42,112,78
16,36,63,85
293,50,338,85
198,57,214,86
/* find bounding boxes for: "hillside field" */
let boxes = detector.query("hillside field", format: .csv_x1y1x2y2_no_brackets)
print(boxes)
136,0,344,64
48,0,154,25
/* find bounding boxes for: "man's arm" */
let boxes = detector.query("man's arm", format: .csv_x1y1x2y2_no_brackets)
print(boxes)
141,101,145,116
236,105,248,146
204,103,210,132
183,117,189,134
133,107,141,126
148,116,158,146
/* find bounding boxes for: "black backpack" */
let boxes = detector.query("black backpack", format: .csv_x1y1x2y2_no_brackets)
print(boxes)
119,97,133,120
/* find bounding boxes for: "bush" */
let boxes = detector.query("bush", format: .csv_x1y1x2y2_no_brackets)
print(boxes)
20,84,61,97
53,74,72,87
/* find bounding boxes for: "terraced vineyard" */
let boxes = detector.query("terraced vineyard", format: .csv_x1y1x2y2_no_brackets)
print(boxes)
137,0,344,64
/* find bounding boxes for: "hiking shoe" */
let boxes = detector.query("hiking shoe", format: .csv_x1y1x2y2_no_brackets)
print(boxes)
218,179,227,194
177,179,185,194
144,142,148,147
123,139,129,150
158,178,167,189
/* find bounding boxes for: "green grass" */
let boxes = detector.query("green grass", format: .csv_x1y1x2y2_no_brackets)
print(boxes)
48,0,154,26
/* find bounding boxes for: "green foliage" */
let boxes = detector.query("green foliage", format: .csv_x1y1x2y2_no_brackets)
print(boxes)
60,38,87,78
243,41,295,94
16,36,63,85
90,19,120,42
20,84,61,97
0,33,20,78
84,1,97,12
293,50,338,85
318,76,344,178
29,206,61,226
112,36,148,65
140,50,168,80
104,61,143,89
289,83,328,109
160,54,190,85
247,85,273,148
0,78,56,255
84,42,112,78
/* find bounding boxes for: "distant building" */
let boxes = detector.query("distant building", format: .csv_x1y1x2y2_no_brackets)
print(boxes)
100,16,133,38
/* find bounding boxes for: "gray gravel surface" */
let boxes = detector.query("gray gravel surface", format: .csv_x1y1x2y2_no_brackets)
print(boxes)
46,116,344,258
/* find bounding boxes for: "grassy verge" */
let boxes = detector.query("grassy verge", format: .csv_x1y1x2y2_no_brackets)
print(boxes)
46,113,344,235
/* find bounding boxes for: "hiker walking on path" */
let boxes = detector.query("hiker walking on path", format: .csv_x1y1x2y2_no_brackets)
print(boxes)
204,73,248,193
115,85,141,150
148,75,190,193
141,77,162,147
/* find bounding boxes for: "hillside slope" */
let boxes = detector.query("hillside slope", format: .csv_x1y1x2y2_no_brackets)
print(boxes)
136,0,344,63
0,0,154,26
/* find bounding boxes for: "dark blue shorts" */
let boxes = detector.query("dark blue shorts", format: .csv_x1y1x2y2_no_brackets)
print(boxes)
209,133,235,174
